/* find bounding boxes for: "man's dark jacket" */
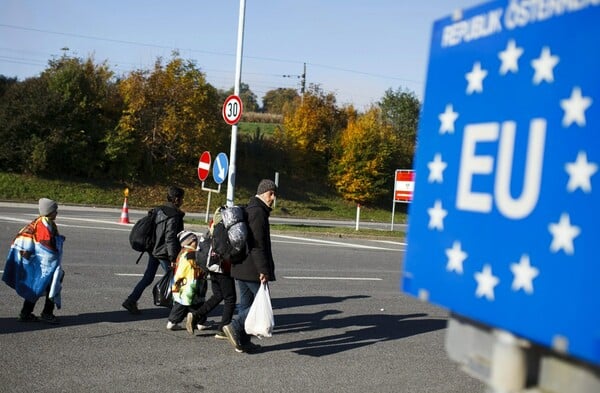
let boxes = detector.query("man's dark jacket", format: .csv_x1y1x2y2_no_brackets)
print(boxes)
152,202,185,262
231,196,275,282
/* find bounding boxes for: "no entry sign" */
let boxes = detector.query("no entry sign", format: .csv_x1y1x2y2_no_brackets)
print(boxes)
198,151,211,181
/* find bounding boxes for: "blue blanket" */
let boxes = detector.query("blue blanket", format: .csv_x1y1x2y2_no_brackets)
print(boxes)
2,234,64,307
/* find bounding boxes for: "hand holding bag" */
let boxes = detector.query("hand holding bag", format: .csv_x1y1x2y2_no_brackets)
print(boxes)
244,282,274,338
152,268,174,307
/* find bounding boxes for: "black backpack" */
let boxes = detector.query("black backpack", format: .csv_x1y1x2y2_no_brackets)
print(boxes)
202,206,249,272
129,207,171,264
129,208,157,254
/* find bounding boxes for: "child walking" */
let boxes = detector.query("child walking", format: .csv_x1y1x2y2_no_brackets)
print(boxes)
166,231,208,331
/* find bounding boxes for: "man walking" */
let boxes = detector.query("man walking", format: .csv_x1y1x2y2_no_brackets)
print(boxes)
222,179,277,353
122,186,185,314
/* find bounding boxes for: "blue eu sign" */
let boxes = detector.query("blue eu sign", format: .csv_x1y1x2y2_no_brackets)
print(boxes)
402,1,599,366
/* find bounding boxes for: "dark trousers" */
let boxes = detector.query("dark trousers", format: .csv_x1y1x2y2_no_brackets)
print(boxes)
128,254,169,302
191,273,236,331
21,287,54,316
168,302,203,324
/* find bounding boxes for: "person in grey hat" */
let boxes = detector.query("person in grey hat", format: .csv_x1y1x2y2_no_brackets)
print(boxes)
222,179,277,353
2,198,64,324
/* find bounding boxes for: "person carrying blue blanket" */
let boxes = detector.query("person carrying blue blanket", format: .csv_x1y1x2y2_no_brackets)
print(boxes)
2,198,65,324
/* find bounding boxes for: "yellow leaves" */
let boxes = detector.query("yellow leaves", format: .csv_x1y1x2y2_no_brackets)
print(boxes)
330,107,396,204
111,53,227,179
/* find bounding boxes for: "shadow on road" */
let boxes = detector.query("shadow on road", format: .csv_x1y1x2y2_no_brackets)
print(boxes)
267,310,446,357
1,294,446,357
0,306,170,334
271,294,369,309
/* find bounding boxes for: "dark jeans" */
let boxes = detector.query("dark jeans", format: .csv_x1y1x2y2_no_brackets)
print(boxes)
168,302,202,324
191,273,236,331
231,279,260,345
21,287,54,316
128,254,169,302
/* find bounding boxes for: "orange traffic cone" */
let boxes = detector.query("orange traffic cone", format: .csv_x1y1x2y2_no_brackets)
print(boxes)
119,197,130,224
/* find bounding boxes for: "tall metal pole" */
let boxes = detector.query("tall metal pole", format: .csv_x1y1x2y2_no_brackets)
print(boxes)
226,0,246,207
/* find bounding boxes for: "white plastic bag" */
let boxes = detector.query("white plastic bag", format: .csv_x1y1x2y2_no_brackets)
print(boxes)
244,283,274,338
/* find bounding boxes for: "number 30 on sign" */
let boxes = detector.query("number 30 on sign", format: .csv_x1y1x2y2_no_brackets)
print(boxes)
222,95,243,125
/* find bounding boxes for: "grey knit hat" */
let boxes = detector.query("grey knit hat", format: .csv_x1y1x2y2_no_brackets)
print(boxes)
38,198,58,216
256,179,277,195
177,230,197,247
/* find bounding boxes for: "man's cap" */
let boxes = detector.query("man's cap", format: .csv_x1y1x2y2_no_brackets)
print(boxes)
256,179,277,195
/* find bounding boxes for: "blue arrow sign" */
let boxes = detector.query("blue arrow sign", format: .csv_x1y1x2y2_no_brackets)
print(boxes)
402,1,599,365
212,152,229,185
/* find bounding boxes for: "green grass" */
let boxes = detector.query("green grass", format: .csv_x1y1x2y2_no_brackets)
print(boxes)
238,121,280,137
0,172,407,238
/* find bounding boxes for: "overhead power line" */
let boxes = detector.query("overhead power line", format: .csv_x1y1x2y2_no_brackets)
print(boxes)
0,23,421,85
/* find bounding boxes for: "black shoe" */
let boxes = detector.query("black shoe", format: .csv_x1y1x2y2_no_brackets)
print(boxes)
18,313,39,322
214,330,227,340
122,298,141,315
40,313,60,324
240,342,262,354
222,324,243,353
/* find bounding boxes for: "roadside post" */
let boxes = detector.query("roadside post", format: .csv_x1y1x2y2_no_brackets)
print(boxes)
402,2,599,392
225,0,247,208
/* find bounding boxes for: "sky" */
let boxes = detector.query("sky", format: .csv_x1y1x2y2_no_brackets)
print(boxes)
2,0,483,110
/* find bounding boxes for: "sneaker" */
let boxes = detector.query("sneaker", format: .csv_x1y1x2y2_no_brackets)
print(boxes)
18,313,39,322
122,298,141,315
166,321,181,331
197,323,208,331
214,330,227,340
222,324,243,353
185,312,196,335
40,313,60,324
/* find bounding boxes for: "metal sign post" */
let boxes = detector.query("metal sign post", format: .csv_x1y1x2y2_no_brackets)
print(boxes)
225,0,246,208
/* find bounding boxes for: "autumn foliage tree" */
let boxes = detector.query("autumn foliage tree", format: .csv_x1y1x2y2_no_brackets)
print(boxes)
105,53,227,181
329,107,398,205
276,85,346,180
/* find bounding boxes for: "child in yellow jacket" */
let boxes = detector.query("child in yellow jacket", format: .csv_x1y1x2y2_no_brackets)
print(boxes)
166,231,207,330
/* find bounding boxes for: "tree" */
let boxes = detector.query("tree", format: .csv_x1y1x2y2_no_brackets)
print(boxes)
378,87,421,170
0,56,122,177
222,82,259,113
262,88,299,114
0,76,53,173
42,55,122,178
276,85,346,179
329,107,397,204
108,53,227,181
0,75,17,97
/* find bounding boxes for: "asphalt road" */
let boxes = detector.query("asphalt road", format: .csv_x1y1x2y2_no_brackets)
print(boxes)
0,203,484,393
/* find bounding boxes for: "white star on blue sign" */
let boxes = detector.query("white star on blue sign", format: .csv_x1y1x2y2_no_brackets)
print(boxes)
403,1,599,366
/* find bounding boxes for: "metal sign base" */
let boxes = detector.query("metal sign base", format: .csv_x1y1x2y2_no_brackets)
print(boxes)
201,182,221,223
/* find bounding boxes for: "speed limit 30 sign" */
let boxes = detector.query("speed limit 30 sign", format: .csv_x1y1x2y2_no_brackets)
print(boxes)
222,95,243,125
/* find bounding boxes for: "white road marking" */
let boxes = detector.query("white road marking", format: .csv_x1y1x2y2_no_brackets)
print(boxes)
272,234,403,251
